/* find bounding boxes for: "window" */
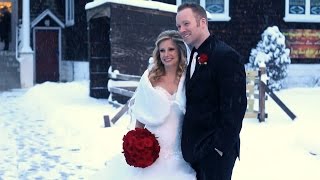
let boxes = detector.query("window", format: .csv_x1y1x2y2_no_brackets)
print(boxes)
284,0,320,22
65,0,74,26
177,0,231,21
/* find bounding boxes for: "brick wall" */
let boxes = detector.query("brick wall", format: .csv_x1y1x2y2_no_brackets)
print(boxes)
208,0,320,63
63,0,91,61
110,4,176,76
29,0,64,22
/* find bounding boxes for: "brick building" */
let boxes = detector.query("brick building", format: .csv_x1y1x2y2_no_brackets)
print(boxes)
86,0,320,99
0,0,91,91
1,0,319,96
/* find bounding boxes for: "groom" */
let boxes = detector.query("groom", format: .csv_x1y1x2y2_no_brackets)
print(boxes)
176,3,247,180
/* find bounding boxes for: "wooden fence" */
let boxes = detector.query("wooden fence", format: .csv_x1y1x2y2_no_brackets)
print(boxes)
245,67,267,122
104,67,267,127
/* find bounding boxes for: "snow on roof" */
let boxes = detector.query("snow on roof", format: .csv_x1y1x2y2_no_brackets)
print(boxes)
85,0,178,13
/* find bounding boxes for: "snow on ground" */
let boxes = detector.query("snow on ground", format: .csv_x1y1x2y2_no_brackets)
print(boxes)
0,81,319,179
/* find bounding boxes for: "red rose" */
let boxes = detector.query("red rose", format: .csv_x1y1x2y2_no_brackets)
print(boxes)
143,138,154,147
198,53,208,64
122,128,160,168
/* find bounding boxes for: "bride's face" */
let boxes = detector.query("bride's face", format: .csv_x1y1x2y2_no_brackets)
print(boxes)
158,39,179,69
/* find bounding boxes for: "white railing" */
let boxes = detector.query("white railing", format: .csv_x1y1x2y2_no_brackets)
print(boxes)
15,21,22,62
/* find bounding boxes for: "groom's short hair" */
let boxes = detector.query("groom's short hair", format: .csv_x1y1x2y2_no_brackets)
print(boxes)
177,3,208,24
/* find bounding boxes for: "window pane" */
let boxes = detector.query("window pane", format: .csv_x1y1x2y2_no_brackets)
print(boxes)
71,0,74,19
311,0,320,14
182,0,200,4
206,0,224,14
68,0,71,18
65,0,74,25
289,0,306,14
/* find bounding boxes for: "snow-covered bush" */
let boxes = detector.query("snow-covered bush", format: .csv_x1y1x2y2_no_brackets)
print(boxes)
248,26,291,91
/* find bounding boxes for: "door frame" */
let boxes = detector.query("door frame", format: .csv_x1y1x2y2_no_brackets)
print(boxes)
33,26,62,82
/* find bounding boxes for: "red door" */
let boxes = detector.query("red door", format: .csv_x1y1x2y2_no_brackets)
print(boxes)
35,29,59,83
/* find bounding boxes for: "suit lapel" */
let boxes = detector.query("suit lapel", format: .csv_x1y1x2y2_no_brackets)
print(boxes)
186,49,197,87
186,36,216,93
186,62,201,91
186,58,191,80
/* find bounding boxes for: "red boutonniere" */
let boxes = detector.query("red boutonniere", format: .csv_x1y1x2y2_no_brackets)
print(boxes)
198,53,208,65
122,128,160,168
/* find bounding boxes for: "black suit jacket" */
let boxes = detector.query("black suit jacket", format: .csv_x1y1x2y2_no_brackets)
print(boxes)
181,35,247,163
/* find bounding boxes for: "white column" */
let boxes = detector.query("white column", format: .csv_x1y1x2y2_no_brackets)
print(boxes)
21,0,32,53
19,0,35,88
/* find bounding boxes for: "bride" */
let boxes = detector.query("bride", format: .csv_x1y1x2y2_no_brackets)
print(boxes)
91,30,196,180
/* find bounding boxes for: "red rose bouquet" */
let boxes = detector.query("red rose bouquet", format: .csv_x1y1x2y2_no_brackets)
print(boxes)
122,128,160,168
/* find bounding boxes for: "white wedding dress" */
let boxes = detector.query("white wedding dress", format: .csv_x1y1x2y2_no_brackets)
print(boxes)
91,70,196,180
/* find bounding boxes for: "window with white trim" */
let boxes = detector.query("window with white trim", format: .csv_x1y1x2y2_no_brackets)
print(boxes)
65,0,74,26
177,0,231,21
284,0,320,22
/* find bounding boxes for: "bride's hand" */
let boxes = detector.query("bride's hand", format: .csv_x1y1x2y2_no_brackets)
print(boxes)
135,120,145,128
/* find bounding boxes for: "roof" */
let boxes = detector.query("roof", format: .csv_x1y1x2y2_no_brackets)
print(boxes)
85,0,177,13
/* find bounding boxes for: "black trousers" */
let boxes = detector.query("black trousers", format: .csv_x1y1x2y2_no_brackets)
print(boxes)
191,148,237,180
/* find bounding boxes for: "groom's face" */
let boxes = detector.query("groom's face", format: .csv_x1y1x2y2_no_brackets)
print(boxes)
176,8,202,48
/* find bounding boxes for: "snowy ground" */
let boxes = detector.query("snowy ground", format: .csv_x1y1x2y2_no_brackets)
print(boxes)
0,81,319,179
